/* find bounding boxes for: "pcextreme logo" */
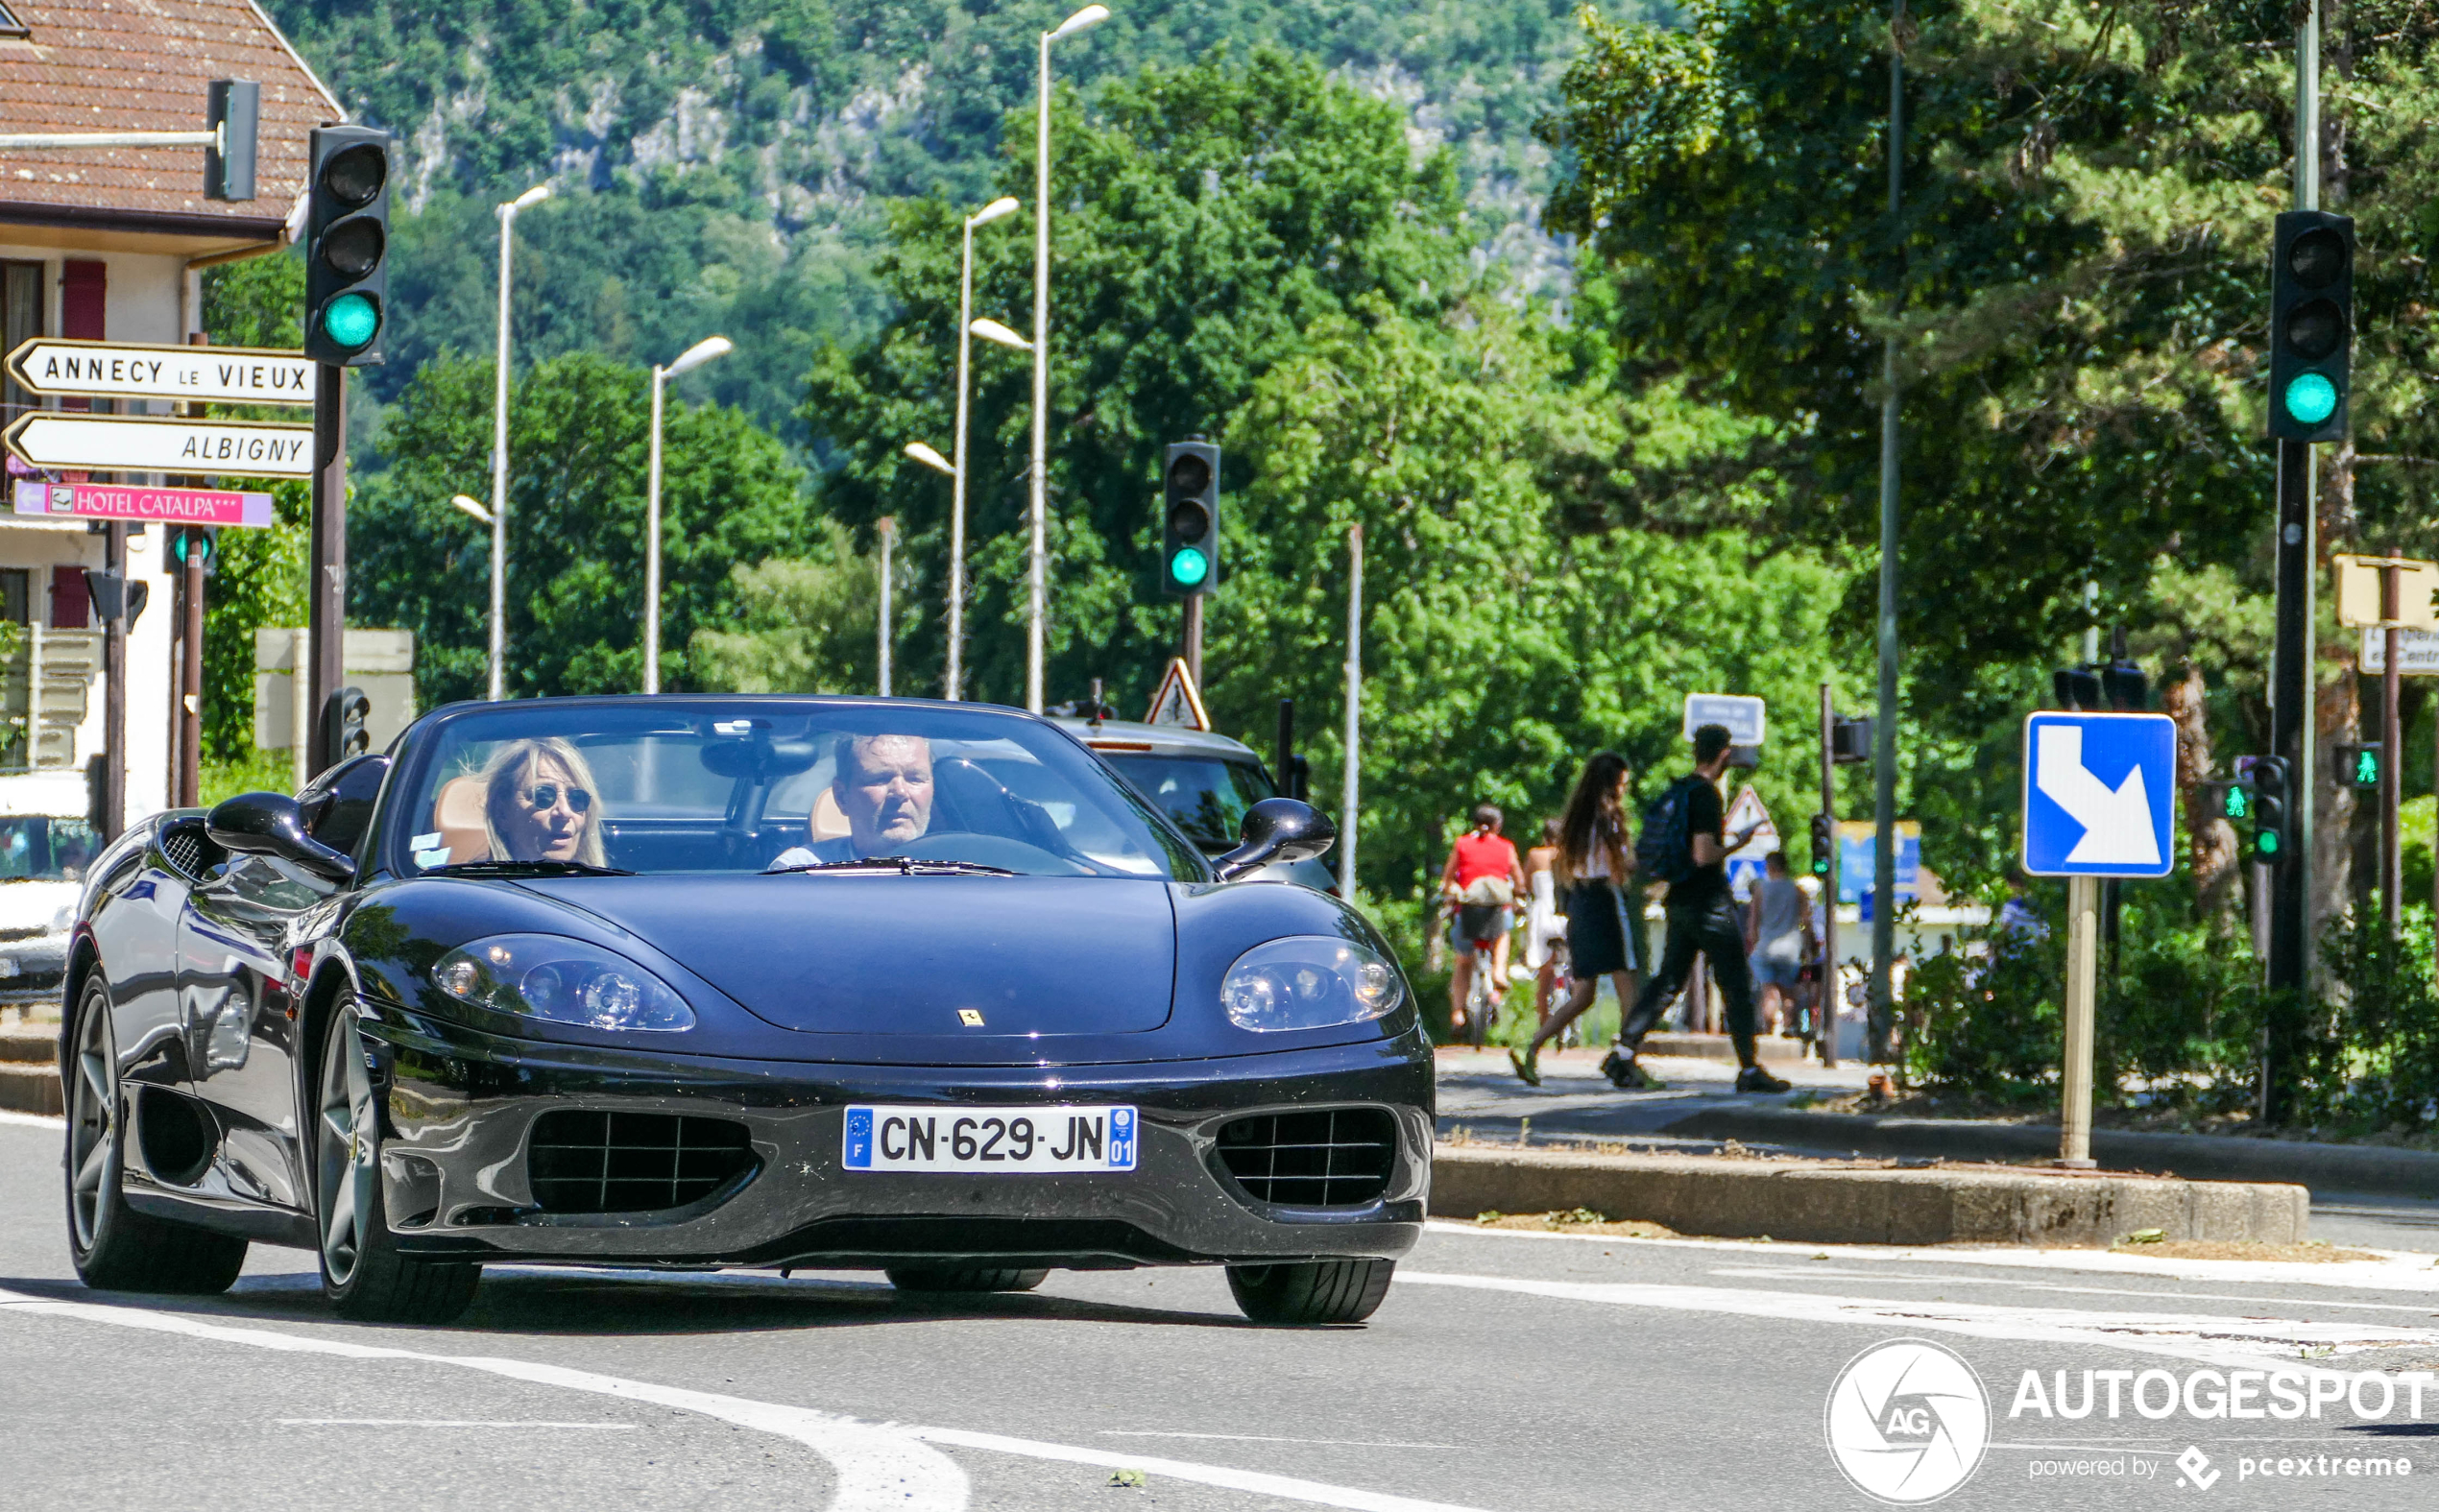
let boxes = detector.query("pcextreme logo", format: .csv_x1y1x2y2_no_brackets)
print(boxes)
1825,1339,1992,1503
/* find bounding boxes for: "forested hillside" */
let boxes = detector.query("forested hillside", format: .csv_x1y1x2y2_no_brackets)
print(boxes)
266,0,1661,442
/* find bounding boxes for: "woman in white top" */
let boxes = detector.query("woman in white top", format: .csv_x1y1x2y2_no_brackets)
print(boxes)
1510,752,1639,1086
1521,816,1568,1026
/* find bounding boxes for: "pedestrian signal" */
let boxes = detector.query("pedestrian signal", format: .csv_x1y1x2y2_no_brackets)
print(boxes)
2220,781,2252,823
2334,742,2381,790
303,127,394,366
1161,440,1220,598
2269,209,2354,443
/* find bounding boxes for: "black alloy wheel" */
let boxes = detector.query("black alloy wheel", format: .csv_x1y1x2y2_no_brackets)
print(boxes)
62,977,247,1292
1225,1259,1396,1326
315,999,480,1323
885,1265,1050,1294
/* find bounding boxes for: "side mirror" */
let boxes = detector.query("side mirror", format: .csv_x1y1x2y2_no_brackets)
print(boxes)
1215,798,1336,881
205,791,356,884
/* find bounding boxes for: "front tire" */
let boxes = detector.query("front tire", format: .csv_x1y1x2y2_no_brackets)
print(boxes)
315,1000,479,1324
1226,1259,1395,1326
63,978,248,1293
885,1265,1050,1294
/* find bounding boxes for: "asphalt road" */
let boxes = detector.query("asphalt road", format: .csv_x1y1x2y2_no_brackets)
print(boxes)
7,1110,2439,1511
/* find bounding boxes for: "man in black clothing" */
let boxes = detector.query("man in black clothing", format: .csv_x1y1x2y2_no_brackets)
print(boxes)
1602,723,1793,1094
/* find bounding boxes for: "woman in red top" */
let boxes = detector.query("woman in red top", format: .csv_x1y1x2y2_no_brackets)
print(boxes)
1439,804,1526,1040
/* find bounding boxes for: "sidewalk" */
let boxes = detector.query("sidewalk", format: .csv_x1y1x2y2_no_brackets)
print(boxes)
1435,1037,2439,1202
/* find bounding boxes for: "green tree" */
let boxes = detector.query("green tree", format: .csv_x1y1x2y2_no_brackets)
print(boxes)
349,352,812,705
689,522,883,692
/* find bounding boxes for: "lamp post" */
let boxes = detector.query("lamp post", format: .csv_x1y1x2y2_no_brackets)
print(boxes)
645,335,734,694
948,196,1021,701
1029,3,1112,713
489,181,551,702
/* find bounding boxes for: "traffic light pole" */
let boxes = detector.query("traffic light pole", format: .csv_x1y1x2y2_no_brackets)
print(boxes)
1869,0,1905,1068
1181,595,1203,692
100,520,126,839
179,535,204,807
2382,568,2403,941
307,362,347,780
1817,683,1839,1070
2263,11,2319,1121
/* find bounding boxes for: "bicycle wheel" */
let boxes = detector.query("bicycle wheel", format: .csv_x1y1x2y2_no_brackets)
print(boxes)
1467,949,1492,1047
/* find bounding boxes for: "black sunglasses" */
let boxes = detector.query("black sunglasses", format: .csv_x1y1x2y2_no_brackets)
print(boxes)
521,783,593,813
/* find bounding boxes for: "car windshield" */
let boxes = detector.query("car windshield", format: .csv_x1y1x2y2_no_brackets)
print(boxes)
386,701,1205,880
1100,754,1273,852
0,816,99,881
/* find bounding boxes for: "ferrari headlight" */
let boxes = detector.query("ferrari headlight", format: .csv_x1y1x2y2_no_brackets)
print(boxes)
431,933,694,1032
1221,936,1405,1032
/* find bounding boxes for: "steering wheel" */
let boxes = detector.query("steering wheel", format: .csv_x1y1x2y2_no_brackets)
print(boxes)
897,831,1090,876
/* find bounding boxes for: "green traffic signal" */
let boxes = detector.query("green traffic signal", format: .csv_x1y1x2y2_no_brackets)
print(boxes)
321,292,379,349
1169,546,1209,588
2222,785,2252,821
2354,748,2380,786
2256,829,2281,857
2284,372,2337,425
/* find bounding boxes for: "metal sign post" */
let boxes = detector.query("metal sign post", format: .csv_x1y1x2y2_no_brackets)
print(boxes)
2331,552,2438,939
2022,710,2179,1165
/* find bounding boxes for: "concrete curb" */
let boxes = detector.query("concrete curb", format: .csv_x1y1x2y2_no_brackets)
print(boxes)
1661,1106,2439,1199
0,1023,58,1116
1430,1143,2311,1247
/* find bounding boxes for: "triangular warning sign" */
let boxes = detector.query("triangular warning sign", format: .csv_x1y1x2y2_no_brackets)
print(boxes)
1145,658,1210,731
1724,783,1777,847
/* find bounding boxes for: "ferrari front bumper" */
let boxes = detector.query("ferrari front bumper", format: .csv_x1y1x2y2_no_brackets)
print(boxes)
363,1008,1433,1270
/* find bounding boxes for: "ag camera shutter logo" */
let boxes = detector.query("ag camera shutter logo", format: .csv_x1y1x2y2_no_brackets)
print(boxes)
1825,1339,1992,1502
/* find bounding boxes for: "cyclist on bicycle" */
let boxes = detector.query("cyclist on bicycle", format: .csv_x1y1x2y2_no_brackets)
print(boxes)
1439,803,1526,1042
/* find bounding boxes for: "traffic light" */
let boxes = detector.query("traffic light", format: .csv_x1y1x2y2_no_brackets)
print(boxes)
1829,716,1873,764
321,685,371,763
167,525,219,576
2249,756,2291,862
81,568,147,627
302,127,394,366
1808,812,1834,878
1160,441,1220,597
2269,209,2354,442
2219,779,2253,824
2334,742,2382,790
2052,665,2103,710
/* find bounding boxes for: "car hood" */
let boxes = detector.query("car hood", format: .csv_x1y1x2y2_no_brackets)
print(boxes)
518,875,1177,1041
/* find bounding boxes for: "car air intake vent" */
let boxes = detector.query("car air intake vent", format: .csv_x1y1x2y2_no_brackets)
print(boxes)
1214,1108,1396,1208
527,1110,756,1214
159,823,223,881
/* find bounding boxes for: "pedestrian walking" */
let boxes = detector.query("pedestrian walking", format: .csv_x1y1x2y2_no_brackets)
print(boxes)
1439,803,1526,1042
1522,816,1570,1029
1744,850,1811,1036
1509,754,1639,1086
1601,724,1791,1094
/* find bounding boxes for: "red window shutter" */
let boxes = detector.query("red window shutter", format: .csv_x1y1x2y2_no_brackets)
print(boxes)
60,261,105,339
50,564,88,629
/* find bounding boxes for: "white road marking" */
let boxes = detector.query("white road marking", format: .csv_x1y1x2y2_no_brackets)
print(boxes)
1099,1430,1462,1450
278,1418,641,1429
1423,1219,2439,1291
1709,1264,2439,1313
0,1287,1505,1512
1393,1270,2439,1371
906,1425,1494,1511
0,1287,966,1512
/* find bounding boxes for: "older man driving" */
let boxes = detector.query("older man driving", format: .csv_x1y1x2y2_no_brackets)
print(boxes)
766,733,934,868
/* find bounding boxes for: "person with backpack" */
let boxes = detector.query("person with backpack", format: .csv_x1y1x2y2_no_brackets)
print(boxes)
1508,753,1639,1085
1600,723,1791,1094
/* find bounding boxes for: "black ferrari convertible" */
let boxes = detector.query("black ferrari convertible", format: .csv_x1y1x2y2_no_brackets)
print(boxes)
60,697,1431,1325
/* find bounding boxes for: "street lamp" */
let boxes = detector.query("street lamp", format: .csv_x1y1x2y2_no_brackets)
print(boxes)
944,196,1022,702
489,180,551,702
970,318,1029,351
450,493,493,525
1029,3,1112,713
644,334,735,694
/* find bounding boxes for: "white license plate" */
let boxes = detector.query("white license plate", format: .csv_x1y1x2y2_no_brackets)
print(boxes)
841,1105,1138,1172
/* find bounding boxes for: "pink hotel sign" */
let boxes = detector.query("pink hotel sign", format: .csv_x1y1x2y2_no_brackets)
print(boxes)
12,480,274,527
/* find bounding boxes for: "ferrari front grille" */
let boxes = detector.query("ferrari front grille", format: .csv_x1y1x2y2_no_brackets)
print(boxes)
1214,1107,1396,1208
526,1110,756,1214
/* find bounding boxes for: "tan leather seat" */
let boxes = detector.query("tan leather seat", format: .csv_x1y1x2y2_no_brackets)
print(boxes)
431,776,491,863
809,786,851,841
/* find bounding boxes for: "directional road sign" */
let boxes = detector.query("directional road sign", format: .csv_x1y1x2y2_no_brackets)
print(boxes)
1683,693,1765,745
13,480,273,527
2021,711,2178,878
6,337,315,406
2359,627,2439,675
3,412,314,478
2330,553,2439,630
